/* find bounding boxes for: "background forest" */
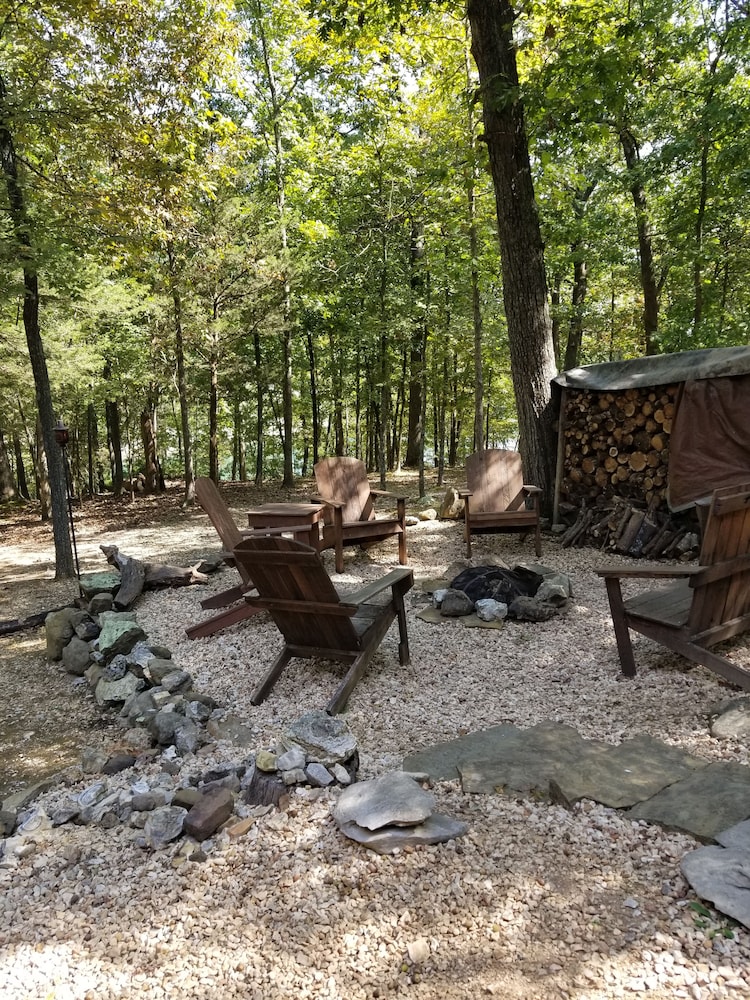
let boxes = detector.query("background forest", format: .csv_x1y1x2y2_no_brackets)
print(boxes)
1,1,748,534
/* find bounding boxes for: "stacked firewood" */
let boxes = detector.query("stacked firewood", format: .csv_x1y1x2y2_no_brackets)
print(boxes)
560,498,700,559
561,383,679,506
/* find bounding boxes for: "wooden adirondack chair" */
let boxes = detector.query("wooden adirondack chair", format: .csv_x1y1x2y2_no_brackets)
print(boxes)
313,457,408,573
596,482,750,690
185,477,261,639
459,449,542,559
232,536,414,714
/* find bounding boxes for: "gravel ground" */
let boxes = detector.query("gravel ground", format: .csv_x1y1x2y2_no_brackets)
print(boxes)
1,488,750,1000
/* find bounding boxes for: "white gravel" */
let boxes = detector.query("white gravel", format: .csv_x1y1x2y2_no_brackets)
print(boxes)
1,509,750,1000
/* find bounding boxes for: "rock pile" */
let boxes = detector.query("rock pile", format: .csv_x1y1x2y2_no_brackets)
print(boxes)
2,575,371,861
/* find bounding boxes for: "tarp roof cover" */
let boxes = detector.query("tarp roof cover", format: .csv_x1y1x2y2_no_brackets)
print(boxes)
554,345,750,391
667,373,750,510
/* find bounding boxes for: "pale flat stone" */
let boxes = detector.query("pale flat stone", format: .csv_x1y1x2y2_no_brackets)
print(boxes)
333,772,435,831
680,846,750,930
337,813,468,855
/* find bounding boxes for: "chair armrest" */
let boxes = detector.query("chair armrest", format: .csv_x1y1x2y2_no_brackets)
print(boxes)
522,485,542,495
312,494,345,509
596,565,698,580
348,568,413,605
458,489,472,499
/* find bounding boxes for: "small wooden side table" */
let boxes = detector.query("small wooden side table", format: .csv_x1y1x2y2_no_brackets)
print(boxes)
246,502,326,550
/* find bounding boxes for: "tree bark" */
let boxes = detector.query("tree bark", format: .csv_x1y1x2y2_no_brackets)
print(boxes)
0,77,73,574
167,242,194,506
618,126,659,354
405,219,426,468
467,0,558,507
0,430,15,500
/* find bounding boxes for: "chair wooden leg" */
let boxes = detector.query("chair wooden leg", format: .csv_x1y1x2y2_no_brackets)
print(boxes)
251,647,293,705
534,520,542,557
603,577,637,677
398,528,407,566
200,583,248,610
186,602,263,640
334,507,344,573
393,582,411,665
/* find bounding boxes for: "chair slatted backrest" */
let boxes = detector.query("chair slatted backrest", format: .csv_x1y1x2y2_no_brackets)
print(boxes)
688,482,750,633
195,477,250,586
233,536,361,651
466,450,526,515
314,457,376,524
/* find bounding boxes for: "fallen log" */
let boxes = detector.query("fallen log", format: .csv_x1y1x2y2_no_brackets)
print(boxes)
99,545,209,609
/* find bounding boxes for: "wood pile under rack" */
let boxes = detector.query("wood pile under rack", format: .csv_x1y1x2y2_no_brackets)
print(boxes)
560,498,700,559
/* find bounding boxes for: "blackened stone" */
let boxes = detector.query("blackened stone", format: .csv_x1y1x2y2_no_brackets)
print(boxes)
102,753,137,775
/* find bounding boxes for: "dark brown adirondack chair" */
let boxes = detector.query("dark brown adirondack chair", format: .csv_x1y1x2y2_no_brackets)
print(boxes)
596,482,750,690
232,536,413,714
313,457,408,573
459,449,542,559
185,477,261,639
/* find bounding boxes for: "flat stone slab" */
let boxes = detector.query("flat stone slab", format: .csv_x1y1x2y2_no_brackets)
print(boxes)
628,761,750,841
415,607,504,629
337,813,469,855
403,724,520,782
457,731,704,809
680,846,750,930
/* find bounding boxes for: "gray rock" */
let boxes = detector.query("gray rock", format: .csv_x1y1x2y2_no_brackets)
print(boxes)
277,748,307,772
97,617,146,662
87,592,114,615
149,710,186,746
185,700,212,724
255,750,278,772
147,657,177,684
160,669,193,694
711,697,750,740
101,654,128,681
95,670,143,707
74,618,100,642
79,572,121,600
680,846,750,930
282,767,308,786
306,763,334,787
282,711,357,765
716,819,750,852
333,772,435,831
432,589,448,608
474,599,508,622
61,636,92,676
144,805,187,849
45,607,87,661
183,788,234,841
439,589,475,618
174,718,201,756
417,508,438,521
131,792,156,812
337,813,469,855
508,596,560,621
81,747,110,774
331,763,353,786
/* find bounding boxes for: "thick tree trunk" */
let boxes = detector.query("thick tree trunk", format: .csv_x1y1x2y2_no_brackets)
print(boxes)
140,406,160,493
467,0,558,506
305,328,320,467
1,76,73,574
208,318,219,483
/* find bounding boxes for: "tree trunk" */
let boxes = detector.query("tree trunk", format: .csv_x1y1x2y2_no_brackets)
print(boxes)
140,404,160,493
167,243,194,506
618,126,659,354
208,314,219,483
0,430,15,500
1,74,73,575
305,327,320,467
467,0,558,506
405,219,426,468
13,431,29,499
253,331,264,486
